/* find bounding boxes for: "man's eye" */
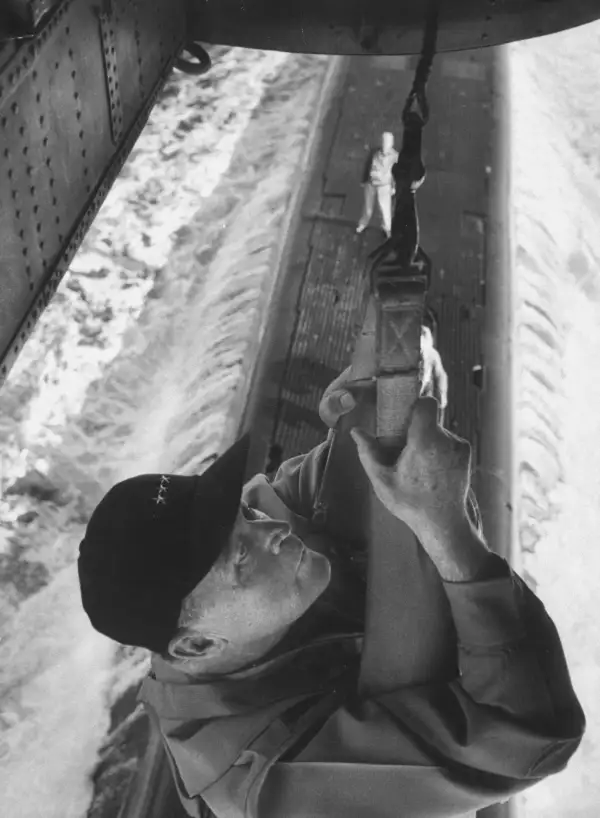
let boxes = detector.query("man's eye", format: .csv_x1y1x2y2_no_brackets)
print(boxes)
237,543,250,564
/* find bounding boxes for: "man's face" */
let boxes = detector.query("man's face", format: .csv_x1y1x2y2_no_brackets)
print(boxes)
188,504,331,653
382,132,394,152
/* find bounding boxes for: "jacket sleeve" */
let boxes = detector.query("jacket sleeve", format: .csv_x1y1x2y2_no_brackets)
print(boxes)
290,557,585,795
268,438,585,790
386,563,584,778
269,430,334,519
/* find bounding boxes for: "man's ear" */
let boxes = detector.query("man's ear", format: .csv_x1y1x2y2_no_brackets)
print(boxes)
166,628,228,662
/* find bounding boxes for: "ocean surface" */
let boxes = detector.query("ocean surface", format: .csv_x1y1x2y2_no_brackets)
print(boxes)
0,22,599,818
0,45,331,817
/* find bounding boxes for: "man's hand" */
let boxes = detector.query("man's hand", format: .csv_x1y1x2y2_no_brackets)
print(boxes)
350,397,471,535
430,349,448,410
319,367,357,429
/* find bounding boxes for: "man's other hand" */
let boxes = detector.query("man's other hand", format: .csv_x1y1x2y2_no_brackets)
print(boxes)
350,397,471,533
319,367,357,429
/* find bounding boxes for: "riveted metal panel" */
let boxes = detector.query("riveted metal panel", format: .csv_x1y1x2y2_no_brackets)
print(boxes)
0,0,63,40
191,0,600,55
0,0,187,386
99,0,124,144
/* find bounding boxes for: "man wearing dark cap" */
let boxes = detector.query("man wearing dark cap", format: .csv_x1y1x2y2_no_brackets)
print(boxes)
79,370,585,818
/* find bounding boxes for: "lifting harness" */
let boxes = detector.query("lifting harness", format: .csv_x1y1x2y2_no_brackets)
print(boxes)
311,4,464,696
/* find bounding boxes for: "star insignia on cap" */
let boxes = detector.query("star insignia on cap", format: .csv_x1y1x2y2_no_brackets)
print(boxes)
153,475,171,506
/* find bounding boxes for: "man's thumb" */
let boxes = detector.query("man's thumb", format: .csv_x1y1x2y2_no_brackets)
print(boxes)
350,427,381,467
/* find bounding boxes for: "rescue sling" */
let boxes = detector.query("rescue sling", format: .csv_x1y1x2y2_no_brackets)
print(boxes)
312,2,462,695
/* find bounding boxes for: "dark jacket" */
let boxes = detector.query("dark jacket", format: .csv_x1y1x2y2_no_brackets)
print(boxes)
139,439,585,818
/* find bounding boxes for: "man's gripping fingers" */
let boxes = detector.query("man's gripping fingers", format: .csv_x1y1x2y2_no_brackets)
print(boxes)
408,397,440,443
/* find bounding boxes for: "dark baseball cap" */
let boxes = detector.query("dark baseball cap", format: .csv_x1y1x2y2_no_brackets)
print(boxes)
78,434,251,654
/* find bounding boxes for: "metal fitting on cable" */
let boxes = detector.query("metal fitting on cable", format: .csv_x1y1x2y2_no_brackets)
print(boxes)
175,42,211,75
368,1,439,276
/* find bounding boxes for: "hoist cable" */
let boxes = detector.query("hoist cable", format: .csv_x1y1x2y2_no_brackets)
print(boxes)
402,0,441,124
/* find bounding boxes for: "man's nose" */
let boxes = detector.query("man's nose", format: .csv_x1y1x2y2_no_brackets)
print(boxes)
262,520,291,553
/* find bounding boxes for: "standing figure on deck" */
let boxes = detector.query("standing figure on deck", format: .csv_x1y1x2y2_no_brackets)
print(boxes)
356,131,398,239
420,325,449,425
78,371,584,818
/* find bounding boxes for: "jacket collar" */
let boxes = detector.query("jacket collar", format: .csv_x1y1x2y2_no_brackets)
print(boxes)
145,634,360,721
